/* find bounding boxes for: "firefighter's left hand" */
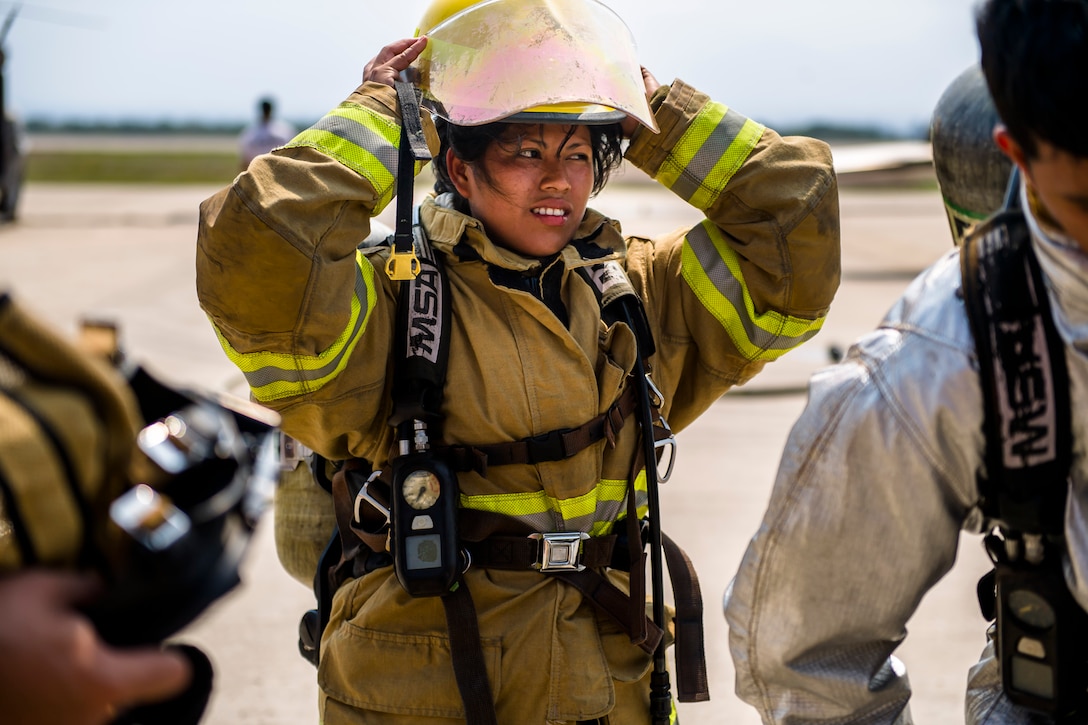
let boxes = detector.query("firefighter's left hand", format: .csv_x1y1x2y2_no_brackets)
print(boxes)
621,67,662,138
0,570,192,725
363,37,429,87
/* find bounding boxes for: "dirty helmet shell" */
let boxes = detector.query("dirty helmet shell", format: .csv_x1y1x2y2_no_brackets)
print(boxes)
930,65,1014,246
407,0,658,132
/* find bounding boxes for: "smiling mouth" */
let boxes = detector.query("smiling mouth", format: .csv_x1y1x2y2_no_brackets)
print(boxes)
531,206,568,218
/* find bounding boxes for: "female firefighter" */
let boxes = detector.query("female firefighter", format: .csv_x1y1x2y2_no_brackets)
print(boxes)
195,0,841,722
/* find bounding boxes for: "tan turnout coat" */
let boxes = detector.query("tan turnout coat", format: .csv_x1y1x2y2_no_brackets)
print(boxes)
196,79,840,723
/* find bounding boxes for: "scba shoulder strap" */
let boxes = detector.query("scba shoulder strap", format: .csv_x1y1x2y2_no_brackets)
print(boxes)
390,204,450,430
961,181,1085,719
961,207,1072,534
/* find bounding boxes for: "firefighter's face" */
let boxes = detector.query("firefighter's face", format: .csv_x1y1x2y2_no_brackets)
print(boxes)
447,123,593,257
998,128,1088,252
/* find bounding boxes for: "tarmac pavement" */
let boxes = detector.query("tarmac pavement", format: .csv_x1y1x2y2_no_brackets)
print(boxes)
0,178,993,724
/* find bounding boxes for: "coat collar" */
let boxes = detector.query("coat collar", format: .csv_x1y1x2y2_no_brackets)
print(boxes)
1023,183,1088,351
417,193,626,272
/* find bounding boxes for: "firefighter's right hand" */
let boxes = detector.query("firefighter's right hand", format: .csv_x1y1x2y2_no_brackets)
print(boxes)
363,37,429,87
620,66,662,139
0,570,192,725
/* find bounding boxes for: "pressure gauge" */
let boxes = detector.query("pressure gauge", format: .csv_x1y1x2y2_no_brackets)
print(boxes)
402,470,441,510
391,454,460,597
1008,588,1057,630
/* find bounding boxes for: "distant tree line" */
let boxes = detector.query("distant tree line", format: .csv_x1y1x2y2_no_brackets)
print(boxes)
785,122,930,142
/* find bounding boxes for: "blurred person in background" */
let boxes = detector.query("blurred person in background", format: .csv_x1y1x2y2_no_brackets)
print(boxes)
238,96,296,170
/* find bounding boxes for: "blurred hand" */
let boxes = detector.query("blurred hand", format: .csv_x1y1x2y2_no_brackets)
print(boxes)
363,37,429,87
0,570,192,725
621,67,663,138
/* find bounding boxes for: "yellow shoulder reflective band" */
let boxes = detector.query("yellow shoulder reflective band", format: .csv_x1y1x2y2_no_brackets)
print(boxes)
459,472,649,538
211,250,378,403
653,100,764,211
284,103,420,214
683,220,825,362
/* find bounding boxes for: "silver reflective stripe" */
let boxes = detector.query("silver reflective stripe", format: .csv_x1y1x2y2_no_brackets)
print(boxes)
562,489,648,533
310,113,399,178
668,107,750,202
686,222,816,353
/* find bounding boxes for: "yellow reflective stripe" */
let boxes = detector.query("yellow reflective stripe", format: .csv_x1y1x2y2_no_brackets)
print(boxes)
654,101,764,210
459,472,649,535
284,103,402,212
212,250,378,403
682,221,825,362
589,519,613,538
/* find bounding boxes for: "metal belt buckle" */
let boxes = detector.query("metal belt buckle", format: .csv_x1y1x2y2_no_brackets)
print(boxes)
529,531,590,572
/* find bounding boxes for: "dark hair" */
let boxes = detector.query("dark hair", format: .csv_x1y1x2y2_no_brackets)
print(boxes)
976,0,1088,158
430,116,625,214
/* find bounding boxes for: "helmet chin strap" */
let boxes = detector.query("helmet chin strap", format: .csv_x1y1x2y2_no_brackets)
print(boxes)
386,81,433,282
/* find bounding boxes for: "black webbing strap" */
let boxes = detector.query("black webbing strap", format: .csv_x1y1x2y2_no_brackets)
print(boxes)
458,506,662,654
662,532,710,702
438,384,638,474
623,445,650,650
961,207,1072,534
389,81,432,268
575,261,655,358
554,567,662,655
441,583,499,725
465,533,619,570
388,220,450,428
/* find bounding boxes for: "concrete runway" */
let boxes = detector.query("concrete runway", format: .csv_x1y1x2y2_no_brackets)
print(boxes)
0,178,992,724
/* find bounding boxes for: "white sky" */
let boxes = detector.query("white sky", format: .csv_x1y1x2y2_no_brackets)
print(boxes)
5,0,982,133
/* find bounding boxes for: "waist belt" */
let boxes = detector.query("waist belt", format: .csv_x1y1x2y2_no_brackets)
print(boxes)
437,385,638,475
462,517,708,700
465,532,617,571
330,383,709,712
334,469,708,701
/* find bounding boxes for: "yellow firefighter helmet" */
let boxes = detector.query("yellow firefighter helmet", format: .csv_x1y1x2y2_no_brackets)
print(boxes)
415,0,481,37
408,0,657,131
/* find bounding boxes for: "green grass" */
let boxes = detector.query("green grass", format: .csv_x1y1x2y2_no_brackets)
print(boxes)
24,151,240,184
22,149,939,191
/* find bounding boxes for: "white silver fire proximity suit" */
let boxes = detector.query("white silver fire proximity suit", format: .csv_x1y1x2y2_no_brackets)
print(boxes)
725,181,1088,724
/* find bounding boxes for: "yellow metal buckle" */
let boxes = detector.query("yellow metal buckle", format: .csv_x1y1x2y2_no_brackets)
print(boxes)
385,250,421,280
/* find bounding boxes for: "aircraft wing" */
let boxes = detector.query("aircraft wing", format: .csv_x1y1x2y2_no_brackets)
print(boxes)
831,140,933,175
